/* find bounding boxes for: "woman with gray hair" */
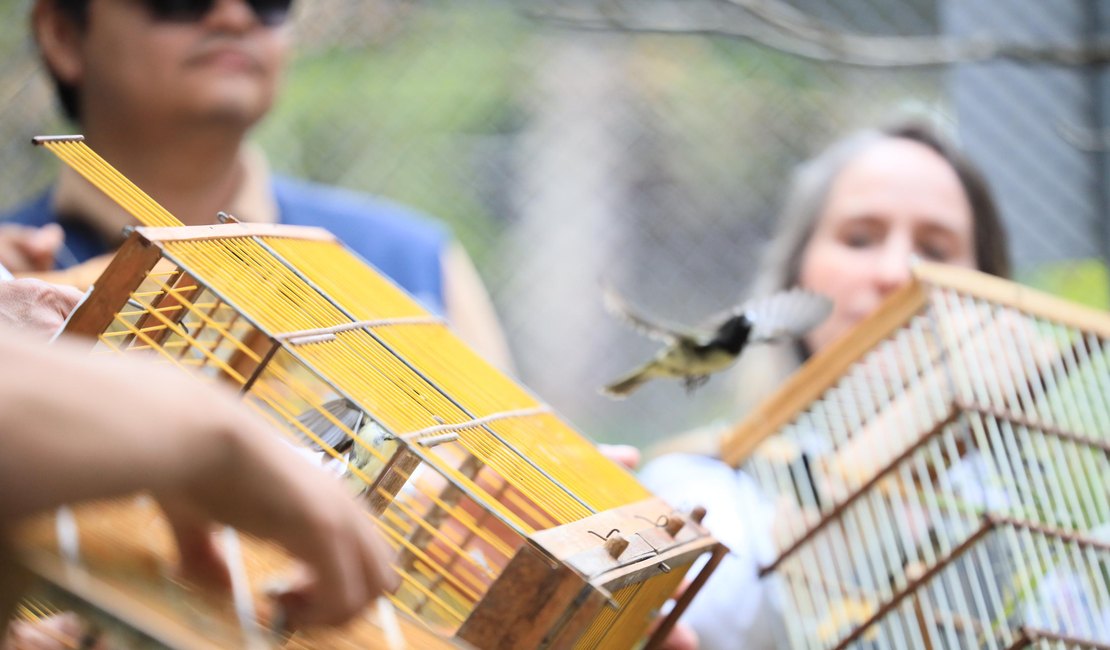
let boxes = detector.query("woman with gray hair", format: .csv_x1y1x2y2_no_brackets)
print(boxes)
739,120,1008,415
639,120,1011,649
649,120,1010,459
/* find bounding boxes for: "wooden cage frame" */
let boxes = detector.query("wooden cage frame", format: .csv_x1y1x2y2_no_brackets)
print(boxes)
722,262,1110,650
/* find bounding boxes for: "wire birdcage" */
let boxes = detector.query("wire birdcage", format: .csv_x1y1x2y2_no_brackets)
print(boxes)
722,262,1110,650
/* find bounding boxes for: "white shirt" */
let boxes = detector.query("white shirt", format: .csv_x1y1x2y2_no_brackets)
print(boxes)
639,453,787,650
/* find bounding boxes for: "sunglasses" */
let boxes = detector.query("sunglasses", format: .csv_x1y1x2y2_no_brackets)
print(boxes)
140,0,293,27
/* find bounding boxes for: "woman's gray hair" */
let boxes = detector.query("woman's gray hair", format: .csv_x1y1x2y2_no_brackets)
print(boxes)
753,119,1011,318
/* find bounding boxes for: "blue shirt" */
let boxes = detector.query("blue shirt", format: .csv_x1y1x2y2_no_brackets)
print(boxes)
1,175,449,314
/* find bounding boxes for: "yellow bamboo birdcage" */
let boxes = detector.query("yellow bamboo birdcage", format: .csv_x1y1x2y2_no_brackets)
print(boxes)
722,262,1110,650
6,135,725,649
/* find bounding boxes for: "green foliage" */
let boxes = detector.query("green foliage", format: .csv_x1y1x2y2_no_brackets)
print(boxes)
1018,259,1110,311
255,3,526,266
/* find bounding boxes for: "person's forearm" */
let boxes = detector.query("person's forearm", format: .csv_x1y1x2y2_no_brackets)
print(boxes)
0,335,229,519
441,243,515,373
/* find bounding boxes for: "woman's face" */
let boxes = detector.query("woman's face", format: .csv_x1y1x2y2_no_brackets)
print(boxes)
798,138,977,353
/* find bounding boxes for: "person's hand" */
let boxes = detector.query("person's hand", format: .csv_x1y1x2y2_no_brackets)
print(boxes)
26,254,113,291
0,279,84,337
149,389,399,629
0,337,398,630
599,443,641,470
0,224,64,274
2,612,106,650
160,449,400,630
647,615,699,650
659,622,699,650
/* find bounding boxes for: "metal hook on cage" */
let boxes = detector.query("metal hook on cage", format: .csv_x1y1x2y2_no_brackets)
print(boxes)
628,529,672,573
634,514,670,527
589,528,630,559
631,531,674,573
633,531,661,556
635,512,689,537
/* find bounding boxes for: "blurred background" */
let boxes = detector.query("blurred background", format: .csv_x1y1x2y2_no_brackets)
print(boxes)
1,0,1107,450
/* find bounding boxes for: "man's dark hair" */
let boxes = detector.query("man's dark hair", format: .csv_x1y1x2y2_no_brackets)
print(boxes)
39,0,90,124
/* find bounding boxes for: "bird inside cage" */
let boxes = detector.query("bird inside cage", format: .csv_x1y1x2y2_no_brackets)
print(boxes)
294,397,398,497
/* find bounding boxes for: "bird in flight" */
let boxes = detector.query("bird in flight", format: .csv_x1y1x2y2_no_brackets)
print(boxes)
601,285,831,398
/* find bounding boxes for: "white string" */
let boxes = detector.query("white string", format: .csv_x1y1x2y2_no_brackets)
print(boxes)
55,505,79,564
400,406,551,442
375,597,405,650
221,526,267,650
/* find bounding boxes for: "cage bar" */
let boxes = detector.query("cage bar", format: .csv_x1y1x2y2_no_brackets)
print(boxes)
724,262,1110,650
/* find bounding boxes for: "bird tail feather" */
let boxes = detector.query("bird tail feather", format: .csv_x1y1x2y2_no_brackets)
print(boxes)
602,368,651,398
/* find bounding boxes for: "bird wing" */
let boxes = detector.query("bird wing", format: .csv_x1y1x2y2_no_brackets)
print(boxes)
601,282,695,344
295,397,365,453
741,288,832,344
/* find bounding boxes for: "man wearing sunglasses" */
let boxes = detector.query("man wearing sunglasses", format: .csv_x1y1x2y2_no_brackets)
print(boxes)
1,0,512,370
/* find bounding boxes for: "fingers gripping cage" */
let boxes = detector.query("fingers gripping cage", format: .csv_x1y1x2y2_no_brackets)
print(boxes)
723,262,1110,650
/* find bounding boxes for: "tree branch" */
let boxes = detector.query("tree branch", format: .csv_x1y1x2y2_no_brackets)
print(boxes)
1057,122,1110,153
529,0,1110,68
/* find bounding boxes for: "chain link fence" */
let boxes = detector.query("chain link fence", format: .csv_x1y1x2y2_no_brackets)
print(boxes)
1,0,1106,449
